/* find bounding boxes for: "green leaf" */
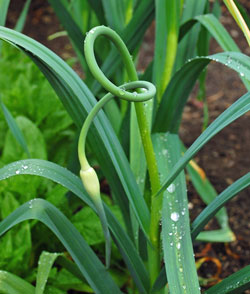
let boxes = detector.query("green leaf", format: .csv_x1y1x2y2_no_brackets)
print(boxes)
0,159,149,293
52,267,93,293
191,173,250,239
153,52,250,133
205,265,250,294
184,145,234,242
0,0,10,26
0,101,30,156
195,14,250,90
153,133,200,294
0,192,31,273
2,116,46,163
0,199,122,294
0,26,150,237
14,0,31,33
86,0,106,25
101,0,125,33
36,251,62,294
0,270,35,294
155,90,250,197
71,206,105,245
196,14,240,52
47,0,87,72
154,0,180,102
175,0,207,70
234,0,250,28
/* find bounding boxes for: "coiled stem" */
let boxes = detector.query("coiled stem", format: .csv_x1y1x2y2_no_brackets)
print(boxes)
79,25,162,284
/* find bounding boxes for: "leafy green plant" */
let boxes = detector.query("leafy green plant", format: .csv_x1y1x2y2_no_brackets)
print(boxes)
0,0,250,293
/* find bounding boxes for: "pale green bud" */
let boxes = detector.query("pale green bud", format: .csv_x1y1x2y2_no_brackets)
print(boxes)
80,167,100,199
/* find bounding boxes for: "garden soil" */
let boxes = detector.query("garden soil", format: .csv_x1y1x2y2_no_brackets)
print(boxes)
6,0,250,292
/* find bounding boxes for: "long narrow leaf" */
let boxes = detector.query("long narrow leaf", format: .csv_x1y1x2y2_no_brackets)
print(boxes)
196,14,240,52
0,270,35,294
0,99,30,156
155,91,250,197
101,0,125,33
36,252,62,294
184,147,234,242
191,173,250,239
175,0,207,70
153,52,250,133
0,199,122,294
0,26,150,238
47,0,87,73
205,265,250,293
153,133,200,294
0,0,10,26
14,0,31,32
0,159,149,293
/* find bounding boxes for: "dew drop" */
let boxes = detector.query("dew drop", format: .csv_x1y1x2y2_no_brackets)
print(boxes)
170,212,179,222
15,170,20,175
162,149,168,156
177,242,181,249
240,72,245,77
89,29,95,34
119,90,125,96
29,200,33,209
167,183,175,193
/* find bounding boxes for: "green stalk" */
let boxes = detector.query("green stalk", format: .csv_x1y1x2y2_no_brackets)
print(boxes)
78,80,155,269
83,26,162,285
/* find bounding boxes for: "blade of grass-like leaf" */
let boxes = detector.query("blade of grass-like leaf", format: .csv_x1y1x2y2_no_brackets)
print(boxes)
86,0,106,25
36,251,62,294
153,0,180,102
196,14,240,52
0,270,35,294
155,91,250,197
175,0,207,70
0,0,10,53
191,173,250,239
153,51,250,133
234,0,250,28
195,14,250,89
205,265,250,294
14,0,31,32
153,133,200,294
0,0,10,26
0,99,30,156
197,228,235,242
0,159,150,293
91,0,154,94
184,144,235,242
47,0,88,74
101,0,125,33
0,199,122,294
151,267,167,293
223,0,250,46
0,26,150,238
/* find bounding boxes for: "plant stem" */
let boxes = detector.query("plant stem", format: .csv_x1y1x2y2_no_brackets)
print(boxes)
84,26,162,285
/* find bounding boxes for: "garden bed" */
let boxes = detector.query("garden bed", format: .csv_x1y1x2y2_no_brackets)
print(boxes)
5,0,250,292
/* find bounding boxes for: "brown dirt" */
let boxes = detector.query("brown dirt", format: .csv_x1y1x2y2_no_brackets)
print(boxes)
5,0,250,293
